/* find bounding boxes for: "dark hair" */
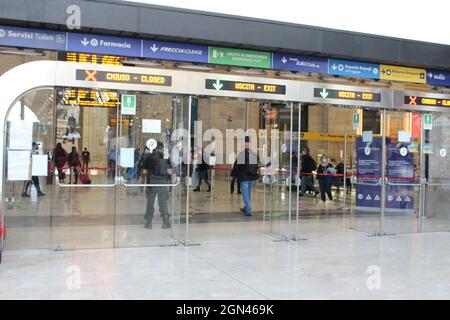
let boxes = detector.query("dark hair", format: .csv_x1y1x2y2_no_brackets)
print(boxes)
303,147,310,152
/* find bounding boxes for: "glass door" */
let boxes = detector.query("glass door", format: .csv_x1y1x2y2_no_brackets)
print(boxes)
422,111,450,232
350,109,385,235
262,102,294,240
115,93,188,247
51,87,118,250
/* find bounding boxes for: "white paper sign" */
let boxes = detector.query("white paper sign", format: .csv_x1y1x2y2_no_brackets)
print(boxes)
32,154,48,176
142,119,161,133
362,131,373,143
8,150,30,180
398,130,411,143
9,120,33,150
120,148,135,168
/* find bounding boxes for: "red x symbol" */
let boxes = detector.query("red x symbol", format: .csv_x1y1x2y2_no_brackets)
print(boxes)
409,96,417,105
84,70,97,81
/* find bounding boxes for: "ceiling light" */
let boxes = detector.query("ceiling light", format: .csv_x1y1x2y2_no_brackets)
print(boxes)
228,67,266,75
0,46,45,56
174,63,215,71
121,58,163,67
277,71,312,79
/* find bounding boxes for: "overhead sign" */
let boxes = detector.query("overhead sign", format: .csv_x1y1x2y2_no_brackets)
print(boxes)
142,40,208,63
0,25,66,51
272,53,328,73
67,33,141,57
404,95,450,107
61,52,127,65
314,88,381,102
208,47,271,68
59,88,119,108
426,70,450,87
380,65,426,83
299,132,354,142
328,59,380,79
423,114,433,130
205,79,285,94
76,69,172,86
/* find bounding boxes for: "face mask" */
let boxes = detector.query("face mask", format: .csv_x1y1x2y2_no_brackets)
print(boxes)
322,159,328,164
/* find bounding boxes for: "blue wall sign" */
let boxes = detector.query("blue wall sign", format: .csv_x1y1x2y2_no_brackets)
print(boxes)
67,33,141,57
426,70,450,86
142,40,208,63
0,25,66,51
273,53,328,74
328,59,380,79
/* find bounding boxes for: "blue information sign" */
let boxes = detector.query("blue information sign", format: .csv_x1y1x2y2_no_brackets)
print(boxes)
142,40,208,63
328,59,380,79
67,33,141,57
273,53,328,74
426,70,450,86
0,25,66,51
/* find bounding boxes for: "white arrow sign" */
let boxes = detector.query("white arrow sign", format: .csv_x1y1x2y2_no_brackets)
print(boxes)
281,56,288,64
81,37,89,46
428,72,433,79
150,44,159,52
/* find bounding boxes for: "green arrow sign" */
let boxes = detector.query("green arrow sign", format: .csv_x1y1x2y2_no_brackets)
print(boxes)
208,46,271,68
212,80,223,90
319,88,329,98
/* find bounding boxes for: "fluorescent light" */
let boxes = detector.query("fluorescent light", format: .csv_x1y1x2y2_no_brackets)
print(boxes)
0,46,45,56
228,67,266,75
122,58,163,67
174,63,215,71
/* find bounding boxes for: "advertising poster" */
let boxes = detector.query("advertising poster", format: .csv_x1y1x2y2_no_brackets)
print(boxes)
355,137,382,209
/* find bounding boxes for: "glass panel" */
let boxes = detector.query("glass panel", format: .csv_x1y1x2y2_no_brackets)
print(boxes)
351,109,383,235
49,87,117,249
423,112,450,232
116,93,186,247
4,89,54,250
384,111,420,234
262,103,292,239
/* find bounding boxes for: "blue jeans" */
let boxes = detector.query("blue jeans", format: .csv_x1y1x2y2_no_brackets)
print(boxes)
240,180,256,213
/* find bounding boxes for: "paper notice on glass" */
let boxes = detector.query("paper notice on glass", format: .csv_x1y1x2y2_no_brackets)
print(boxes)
362,131,373,143
9,120,33,150
32,154,48,176
142,119,161,133
8,150,30,180
398,130,411,143
120,148,135,168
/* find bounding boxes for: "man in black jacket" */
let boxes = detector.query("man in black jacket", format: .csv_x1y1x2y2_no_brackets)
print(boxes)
299,147,319,197
235,136,260,216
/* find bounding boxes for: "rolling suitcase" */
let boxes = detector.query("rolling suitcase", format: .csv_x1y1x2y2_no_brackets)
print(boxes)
79,170,91,184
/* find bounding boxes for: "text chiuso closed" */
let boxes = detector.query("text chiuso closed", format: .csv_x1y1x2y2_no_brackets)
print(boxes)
76,69,172,86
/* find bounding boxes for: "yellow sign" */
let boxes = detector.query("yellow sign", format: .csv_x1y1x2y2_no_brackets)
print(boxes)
300,132,354,142
380,64,426,83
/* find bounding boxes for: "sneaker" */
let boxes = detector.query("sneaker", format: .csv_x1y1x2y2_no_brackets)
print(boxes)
38,192,46,196
298,193,304,197
21,193,30,197
193,187,200,192
313,191,319,198
144,221,152,229
244,212,253,216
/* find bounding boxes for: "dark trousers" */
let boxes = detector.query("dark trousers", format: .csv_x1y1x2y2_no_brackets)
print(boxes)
22,176,42,194
319,179,333,202
230,177,241,194
197,170,210,188
145,186,170,222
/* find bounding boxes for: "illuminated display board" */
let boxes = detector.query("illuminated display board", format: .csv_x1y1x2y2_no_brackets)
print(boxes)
405,95,450,107
205,79,286,94
60,52,127,65
314,88,381,102
60,88,119,108
109,118,131,126
76,69,172,86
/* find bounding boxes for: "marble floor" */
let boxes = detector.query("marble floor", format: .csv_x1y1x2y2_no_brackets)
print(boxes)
1,218,450,300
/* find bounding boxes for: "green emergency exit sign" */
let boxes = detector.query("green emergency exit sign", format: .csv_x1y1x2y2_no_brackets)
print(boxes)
208,46,271,68
353,112,360,130
424,114,432,130
121,94,136,115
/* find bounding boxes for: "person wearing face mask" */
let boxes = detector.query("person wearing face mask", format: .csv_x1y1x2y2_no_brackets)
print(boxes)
317,155,334,203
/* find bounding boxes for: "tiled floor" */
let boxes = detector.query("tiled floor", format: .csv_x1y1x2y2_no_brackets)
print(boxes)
1,218,450,300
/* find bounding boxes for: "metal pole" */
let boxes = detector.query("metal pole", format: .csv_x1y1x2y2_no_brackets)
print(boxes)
288,102,293,239
296,103,301,225
380,110,387,235
185,96,192,245
343,130,347,211
418,112,426,232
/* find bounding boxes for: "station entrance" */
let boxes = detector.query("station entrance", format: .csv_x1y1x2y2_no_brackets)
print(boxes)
1,61,450,254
